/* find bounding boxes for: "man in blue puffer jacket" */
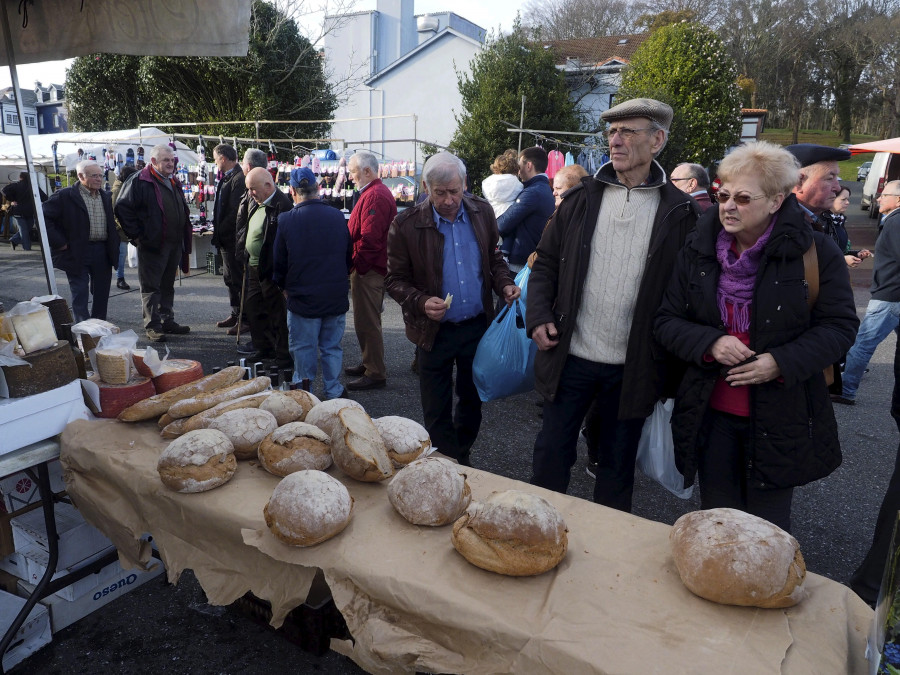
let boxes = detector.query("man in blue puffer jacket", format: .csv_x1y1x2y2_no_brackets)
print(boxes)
497,147,555,272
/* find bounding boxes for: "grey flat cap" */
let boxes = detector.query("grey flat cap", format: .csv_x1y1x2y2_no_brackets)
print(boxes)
601,98,674,131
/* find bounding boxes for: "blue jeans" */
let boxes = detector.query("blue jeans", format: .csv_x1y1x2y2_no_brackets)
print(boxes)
841,299,900,399
287,311,345,399
117,241,127,281
9,216,33,250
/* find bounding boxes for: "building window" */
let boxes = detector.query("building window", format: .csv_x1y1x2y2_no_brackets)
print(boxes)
24,115,35,127
5,112,17,125
38,115,44,129
52,113,59,127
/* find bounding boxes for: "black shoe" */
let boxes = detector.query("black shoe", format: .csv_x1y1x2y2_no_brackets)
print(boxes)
346,375,387,391
161,320,190,335
237,341,257,355
344,364,366,376
10,240,17,250
830,394,856,406
276,357,293,370
116,279,130,290
217,315,238,328
245,351,275,362
146,328,166,342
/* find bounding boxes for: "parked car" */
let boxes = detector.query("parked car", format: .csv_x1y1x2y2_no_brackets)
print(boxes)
861,152,900,219
858,161,872,181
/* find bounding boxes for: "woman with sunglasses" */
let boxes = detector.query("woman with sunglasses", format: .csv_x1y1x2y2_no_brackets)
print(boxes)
654,141,859,532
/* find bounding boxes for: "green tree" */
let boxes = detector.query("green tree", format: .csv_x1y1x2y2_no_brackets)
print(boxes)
615,22,741,170
451,21,581,190
65,1,336,149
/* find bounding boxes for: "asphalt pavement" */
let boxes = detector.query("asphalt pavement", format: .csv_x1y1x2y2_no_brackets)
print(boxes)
2,182,894,674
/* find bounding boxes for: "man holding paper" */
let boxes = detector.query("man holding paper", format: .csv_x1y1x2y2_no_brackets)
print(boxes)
386,152,519,466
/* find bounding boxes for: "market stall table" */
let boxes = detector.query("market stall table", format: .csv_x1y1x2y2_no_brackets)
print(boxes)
60,419,873,674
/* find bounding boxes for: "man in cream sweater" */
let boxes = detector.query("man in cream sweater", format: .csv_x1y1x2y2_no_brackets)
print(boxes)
526,98,699,512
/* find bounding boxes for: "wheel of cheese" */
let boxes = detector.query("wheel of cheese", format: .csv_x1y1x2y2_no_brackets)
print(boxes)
264,470,353,546
151,359,204,393
451,490,569,576
89,374,156,419
132,349,153,377
670,508,807,608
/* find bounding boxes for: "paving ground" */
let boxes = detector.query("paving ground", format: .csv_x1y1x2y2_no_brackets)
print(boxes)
2,181,894,674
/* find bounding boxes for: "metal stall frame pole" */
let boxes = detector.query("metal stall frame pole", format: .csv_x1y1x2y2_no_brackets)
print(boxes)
1,1,57,294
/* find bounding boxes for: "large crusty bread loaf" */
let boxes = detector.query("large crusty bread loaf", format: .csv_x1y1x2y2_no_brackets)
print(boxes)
304,398,364,438
119,366,244,421
264,470,353,546
373,416,431,468
167,376,271,419
388,456,470,526
670,508,807,608
180,392,270,433
451,490,568,576
157,429,236,493
258,422,332,476
281,389,320,420
330,406,393,482
160,417,190,439
259,392,305,426
209,408,278,460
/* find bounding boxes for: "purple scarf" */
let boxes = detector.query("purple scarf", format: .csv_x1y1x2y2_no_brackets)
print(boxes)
716,217,776,333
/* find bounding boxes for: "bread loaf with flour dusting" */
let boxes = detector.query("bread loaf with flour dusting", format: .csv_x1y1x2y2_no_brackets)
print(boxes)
264,470,353,546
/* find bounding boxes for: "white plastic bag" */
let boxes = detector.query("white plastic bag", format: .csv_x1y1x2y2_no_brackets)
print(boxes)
635,399,693,499
127,242,139,268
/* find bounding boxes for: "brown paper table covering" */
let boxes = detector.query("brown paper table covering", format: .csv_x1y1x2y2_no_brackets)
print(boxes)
60,419,872,675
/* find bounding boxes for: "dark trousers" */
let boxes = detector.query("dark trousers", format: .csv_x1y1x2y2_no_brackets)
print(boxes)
138,238,182,329
67,241,113,322
531,355,645,511
698,410,794,533
246,264,289,361
418,316,486,466
220,243,245,314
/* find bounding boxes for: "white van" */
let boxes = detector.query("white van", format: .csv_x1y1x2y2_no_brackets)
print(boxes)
861,152,900,219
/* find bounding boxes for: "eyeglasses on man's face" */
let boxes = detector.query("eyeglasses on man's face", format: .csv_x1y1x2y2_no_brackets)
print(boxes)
715,191,767,206
607,126,653,140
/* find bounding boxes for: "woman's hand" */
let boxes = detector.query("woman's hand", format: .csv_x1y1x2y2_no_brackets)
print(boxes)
845,254,862,268
858,249,873,259
726,352,781,387
707,335,755,366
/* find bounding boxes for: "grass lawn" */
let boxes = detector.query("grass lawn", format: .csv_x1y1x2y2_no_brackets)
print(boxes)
760,128,882,181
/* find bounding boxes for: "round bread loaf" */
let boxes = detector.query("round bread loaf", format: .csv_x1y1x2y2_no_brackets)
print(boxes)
304,398,363,439
263,470,353,546
670,508,807,608
373,416,431,467
209,408,278,460
259,392,305,426
258,422,333,476
330,406,393,482
157,429,236,493
282,389,321,421
451,490,568,576
388,457,470,526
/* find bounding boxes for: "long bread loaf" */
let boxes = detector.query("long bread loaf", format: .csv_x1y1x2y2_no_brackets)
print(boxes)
167,377,271,419
181,392,271,432
118,366,245,422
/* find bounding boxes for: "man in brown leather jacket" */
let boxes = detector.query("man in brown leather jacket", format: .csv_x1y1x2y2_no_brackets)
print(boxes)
386,152,519,465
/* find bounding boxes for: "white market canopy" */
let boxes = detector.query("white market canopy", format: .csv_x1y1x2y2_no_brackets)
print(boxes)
0,127,201,171
0,1,250,65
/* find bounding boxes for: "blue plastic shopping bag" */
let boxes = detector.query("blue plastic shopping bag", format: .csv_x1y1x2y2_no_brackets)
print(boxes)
514,265,531,310
473,298,537,402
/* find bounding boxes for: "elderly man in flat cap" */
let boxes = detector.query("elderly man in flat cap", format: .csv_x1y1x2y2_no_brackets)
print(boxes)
526,98,700,511
786,143,851,225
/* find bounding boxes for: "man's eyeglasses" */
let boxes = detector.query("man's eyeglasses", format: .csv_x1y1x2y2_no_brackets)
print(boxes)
670,177,691,182
879,193,900,198
607,126,653,140
715,191,767,206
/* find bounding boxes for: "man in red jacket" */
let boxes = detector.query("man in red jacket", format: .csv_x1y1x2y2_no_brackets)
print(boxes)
345,150,397,390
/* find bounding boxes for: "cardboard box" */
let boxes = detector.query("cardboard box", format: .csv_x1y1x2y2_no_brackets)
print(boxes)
0,548,24,577
11,501,112,570
0,500,42,558
0,459,65,512
0,588,52,671
15,543,117,601
0,379,90,456
18,559,164,632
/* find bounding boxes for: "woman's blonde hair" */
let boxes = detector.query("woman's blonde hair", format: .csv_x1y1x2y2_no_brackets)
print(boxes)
716,141,800,197
554,164,588,191
491,149,520,175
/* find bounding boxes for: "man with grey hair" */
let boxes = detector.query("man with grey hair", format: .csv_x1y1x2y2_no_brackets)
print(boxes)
386,151,519,465
669,162,712,211
527,98,699,511
43,160,119,321
344,150,397,390
115,143,193,342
